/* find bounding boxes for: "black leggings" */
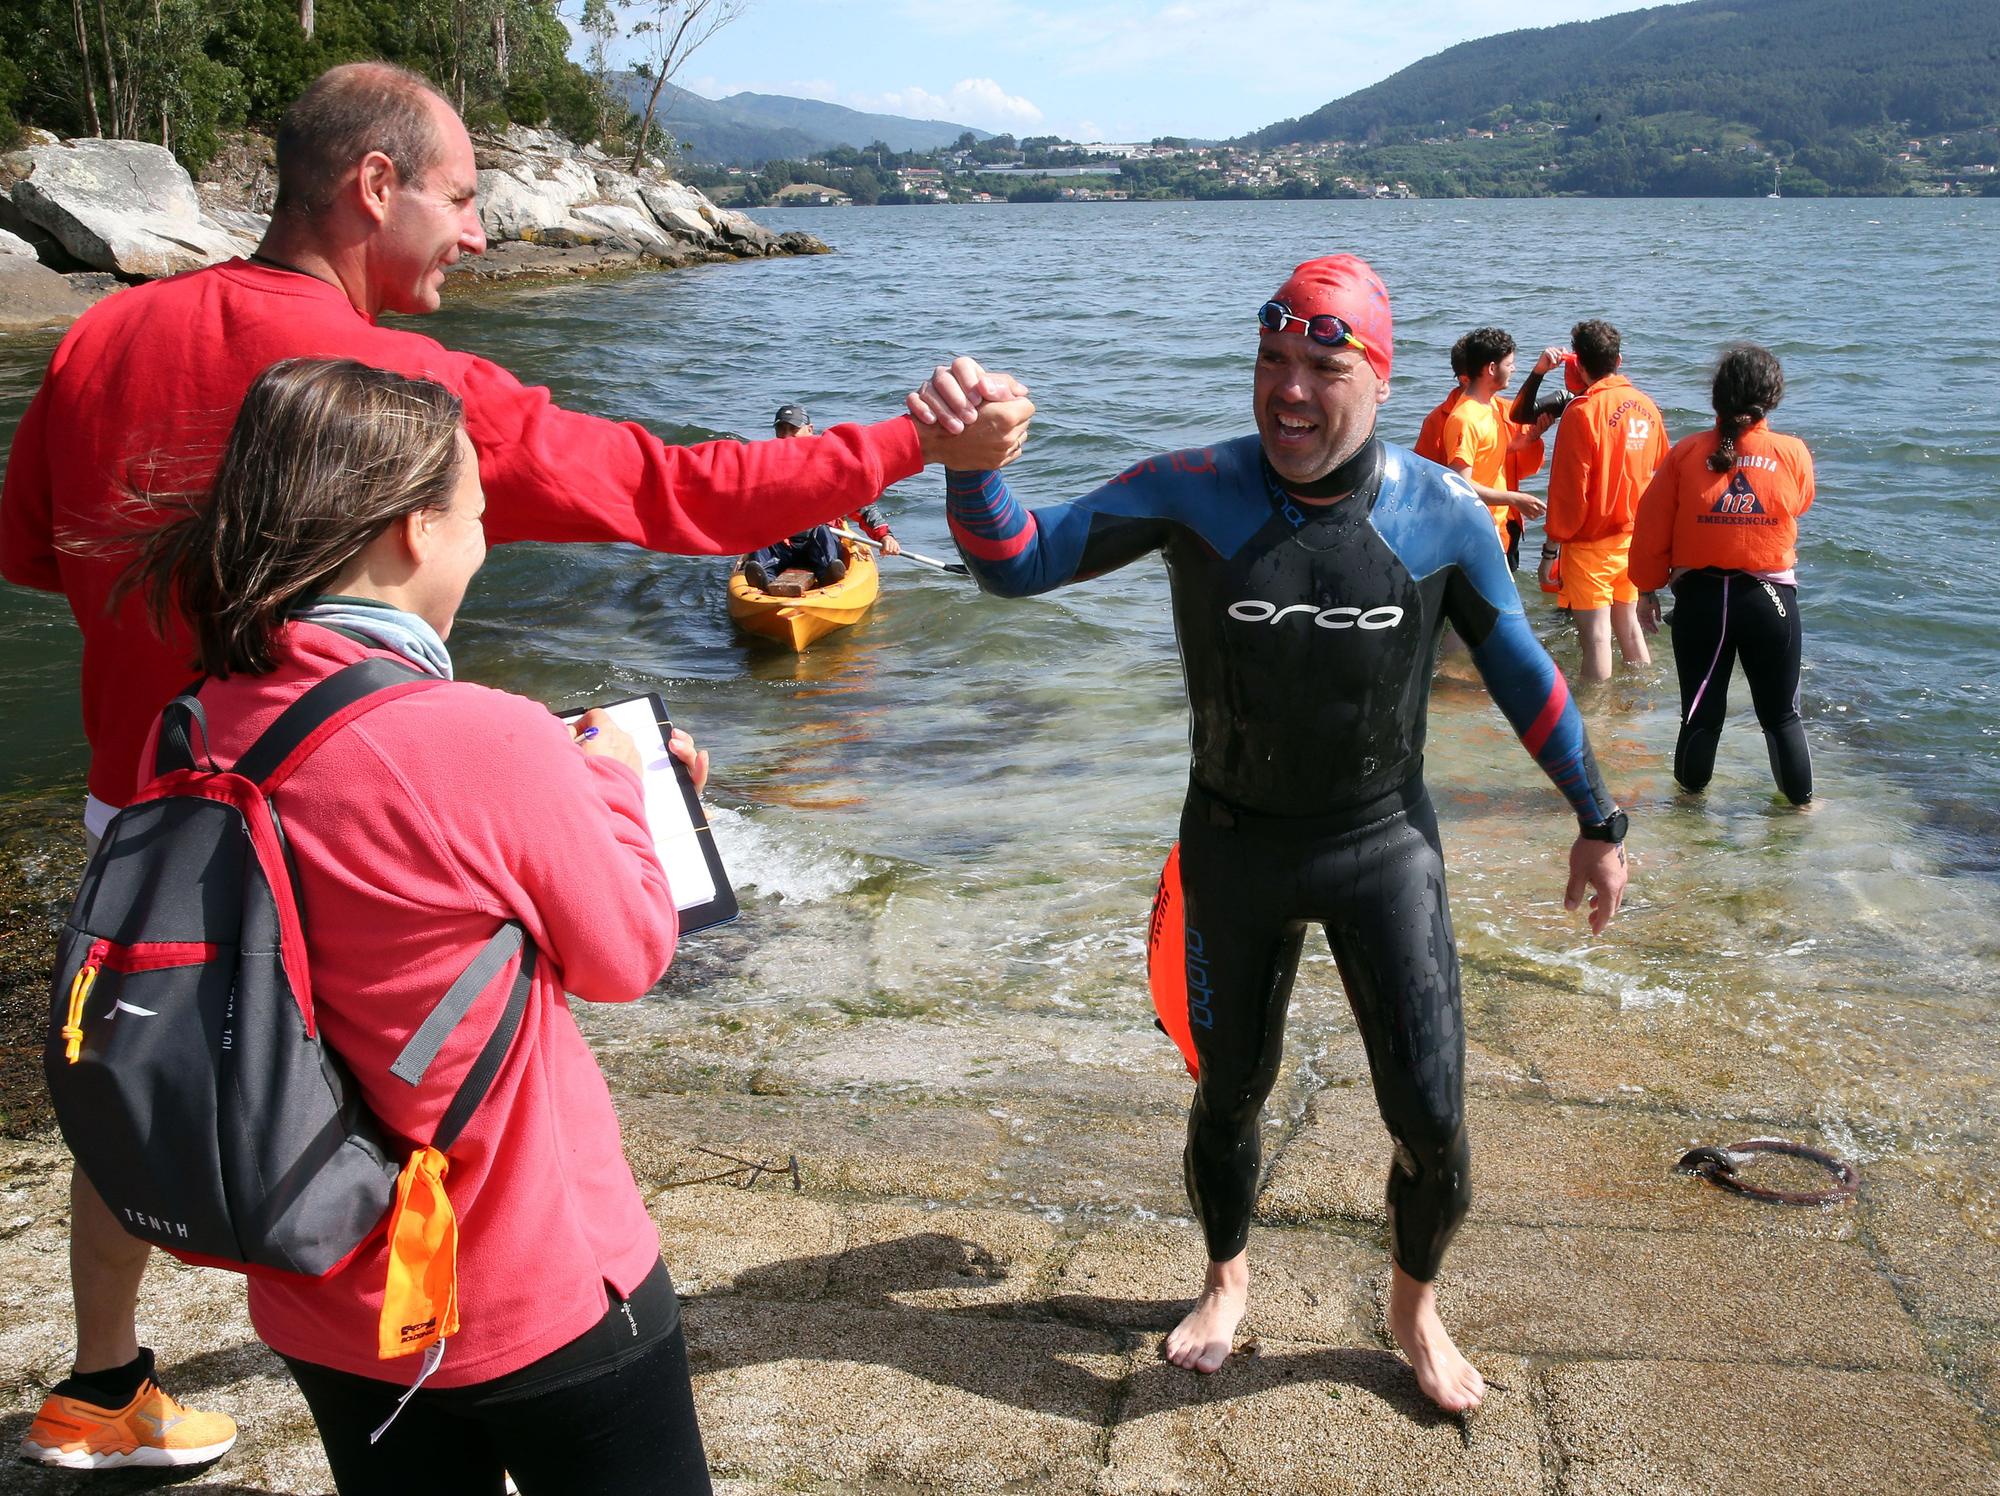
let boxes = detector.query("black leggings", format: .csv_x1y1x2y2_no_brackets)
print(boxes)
282,1268,710,1496
1154,779,1469,1281
1668,569,1811,804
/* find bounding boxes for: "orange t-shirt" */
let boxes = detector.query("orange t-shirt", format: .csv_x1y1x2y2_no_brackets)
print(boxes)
1442,391,1505,491
1546,373,1668,545
1414,387,1463,465
1444,390,1543,543
1629,422,1815,591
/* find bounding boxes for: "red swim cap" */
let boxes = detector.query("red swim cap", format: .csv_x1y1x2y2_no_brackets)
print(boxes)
1268,254,1394,381
1560,350,1589,396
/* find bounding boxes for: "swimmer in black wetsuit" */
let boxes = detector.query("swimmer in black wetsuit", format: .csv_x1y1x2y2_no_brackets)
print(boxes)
909,254,1630,1413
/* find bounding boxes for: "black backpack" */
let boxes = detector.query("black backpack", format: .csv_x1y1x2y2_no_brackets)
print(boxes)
46,658,534,1280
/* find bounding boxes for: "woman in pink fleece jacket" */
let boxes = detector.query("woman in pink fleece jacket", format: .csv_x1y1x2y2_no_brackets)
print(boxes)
124,357,712,1496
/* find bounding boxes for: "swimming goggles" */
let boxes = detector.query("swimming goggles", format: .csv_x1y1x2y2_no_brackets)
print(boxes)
1257,300,1370,355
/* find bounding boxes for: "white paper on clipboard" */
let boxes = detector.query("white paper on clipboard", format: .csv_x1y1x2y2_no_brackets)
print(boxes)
558,694,737,933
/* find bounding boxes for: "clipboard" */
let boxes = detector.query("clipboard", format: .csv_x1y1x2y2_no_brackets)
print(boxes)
558,693,738,935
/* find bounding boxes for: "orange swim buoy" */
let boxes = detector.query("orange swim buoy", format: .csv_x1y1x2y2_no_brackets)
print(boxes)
1147,843,1199,1079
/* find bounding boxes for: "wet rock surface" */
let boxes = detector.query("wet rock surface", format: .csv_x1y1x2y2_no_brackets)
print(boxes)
2,793,1998,1492
0,126,828,336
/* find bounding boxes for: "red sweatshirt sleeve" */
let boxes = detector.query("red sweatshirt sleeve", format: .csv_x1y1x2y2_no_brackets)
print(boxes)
451,351,924,553
394,687,679,1004
0,377,61,592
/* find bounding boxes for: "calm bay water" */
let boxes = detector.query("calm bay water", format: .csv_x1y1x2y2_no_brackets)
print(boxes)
3,198,1997,1169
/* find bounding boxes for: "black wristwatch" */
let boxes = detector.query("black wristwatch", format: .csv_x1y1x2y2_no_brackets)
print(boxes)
1579,808,1628,844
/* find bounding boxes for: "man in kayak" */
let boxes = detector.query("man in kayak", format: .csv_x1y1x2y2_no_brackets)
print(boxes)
1,59,1029,1471
742,402,903,589
917,253,1627,1413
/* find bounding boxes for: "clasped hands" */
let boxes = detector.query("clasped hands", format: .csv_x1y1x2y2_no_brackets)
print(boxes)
906,355,1035,472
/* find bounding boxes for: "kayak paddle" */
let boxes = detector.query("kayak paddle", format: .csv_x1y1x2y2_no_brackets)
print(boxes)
833,526,970,577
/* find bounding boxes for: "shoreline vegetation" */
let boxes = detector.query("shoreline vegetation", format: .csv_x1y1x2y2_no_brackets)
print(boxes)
689,126,2000,211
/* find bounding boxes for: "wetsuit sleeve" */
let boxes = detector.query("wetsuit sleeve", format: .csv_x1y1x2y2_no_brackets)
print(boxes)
944,462,1182,597
1442,515,1617,823
1510,369,1571,428
0,376,60,593
1509,370,1545,425
1505,408,1545,487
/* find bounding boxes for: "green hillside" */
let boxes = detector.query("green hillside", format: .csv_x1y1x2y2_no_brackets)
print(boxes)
1253,0,2000,195
612,78,988,164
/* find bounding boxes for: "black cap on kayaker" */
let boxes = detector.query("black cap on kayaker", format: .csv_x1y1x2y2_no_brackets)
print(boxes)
774,402,810,432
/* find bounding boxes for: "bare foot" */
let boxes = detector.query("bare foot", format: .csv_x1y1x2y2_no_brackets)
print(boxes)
1387,1264,1485,1411
1162,1253,1247,1372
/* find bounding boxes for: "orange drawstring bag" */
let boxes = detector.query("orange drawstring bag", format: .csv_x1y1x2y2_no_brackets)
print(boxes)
378,1145,460,1361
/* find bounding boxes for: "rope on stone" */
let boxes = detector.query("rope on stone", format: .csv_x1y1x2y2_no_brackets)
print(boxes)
1675,1138,1857,1206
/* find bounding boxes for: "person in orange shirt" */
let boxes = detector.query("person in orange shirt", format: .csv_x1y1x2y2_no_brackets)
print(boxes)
1438,328,1549,569
1632,345,1815,803
1543,320,1668,681
1412,334,1469,466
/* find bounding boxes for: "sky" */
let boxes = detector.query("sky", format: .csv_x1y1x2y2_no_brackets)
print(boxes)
582,0,1657,145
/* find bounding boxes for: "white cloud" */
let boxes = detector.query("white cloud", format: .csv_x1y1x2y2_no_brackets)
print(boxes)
672,70,1044,134
866,79,1045,131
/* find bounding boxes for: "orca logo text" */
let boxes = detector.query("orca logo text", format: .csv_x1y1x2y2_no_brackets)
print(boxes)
1227,600,1405,630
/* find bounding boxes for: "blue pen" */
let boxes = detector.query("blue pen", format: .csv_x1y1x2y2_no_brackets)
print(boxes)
575,726,600,743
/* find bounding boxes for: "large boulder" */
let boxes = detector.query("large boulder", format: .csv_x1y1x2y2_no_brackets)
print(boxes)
0,226,37,258
637,180,718,245
475,158,600,242
0,194,86,270
570,203,677,256
0,256,99,330
710,207,779,256
12,138,254,277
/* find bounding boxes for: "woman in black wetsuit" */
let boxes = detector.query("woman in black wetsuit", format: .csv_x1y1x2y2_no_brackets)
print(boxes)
1631,347,1817,803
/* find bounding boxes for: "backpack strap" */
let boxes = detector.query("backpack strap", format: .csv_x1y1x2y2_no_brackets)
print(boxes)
233,658,436,790
386,922,537,1154
154,683,215,776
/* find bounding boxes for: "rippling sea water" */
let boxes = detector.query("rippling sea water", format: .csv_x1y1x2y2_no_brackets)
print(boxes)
3,198,1997,1170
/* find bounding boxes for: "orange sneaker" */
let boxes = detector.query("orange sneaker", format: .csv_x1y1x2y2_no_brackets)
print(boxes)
18,1373,237,1469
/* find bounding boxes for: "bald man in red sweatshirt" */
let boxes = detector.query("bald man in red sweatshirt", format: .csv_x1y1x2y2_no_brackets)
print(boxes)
1,60,1029,1469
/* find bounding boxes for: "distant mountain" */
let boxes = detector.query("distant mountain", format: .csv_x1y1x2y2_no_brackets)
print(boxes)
1250,0,2000,193
612,77,989,164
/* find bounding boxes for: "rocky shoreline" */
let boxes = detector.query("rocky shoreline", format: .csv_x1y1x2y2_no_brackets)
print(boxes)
3,770,2000,1492
0,125,826,334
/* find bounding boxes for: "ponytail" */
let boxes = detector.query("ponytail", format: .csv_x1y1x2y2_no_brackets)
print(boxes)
1707,344,1785,475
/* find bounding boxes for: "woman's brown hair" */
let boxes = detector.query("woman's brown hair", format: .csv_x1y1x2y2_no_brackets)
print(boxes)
1707,344,1786,474
120,357,466,677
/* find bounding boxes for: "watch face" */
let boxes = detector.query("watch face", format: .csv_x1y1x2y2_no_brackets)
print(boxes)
1585,810,1627,842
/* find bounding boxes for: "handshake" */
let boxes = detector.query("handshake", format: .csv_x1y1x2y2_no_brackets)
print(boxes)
904,356,1036,473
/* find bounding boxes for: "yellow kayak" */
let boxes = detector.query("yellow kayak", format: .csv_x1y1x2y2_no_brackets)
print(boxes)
727,536,879,651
